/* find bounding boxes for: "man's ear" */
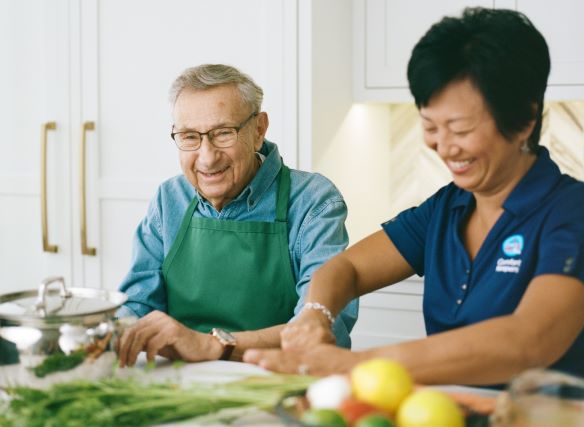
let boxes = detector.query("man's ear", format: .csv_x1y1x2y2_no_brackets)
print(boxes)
254,112,269,151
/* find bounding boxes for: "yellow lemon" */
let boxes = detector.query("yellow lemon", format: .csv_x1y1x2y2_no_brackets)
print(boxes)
350,359,413,413
396,389,464,427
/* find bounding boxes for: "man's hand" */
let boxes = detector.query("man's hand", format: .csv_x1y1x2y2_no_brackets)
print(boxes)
280,309,336,351
117,310,223,367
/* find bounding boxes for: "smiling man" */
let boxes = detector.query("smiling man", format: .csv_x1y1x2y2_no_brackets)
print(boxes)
116,64,357,366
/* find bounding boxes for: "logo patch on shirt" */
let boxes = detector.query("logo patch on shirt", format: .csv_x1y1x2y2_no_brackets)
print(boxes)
496,258,522,273
502,234,524,257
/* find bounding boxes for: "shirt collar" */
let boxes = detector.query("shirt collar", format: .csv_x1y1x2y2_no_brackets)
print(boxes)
450,146,562,216
244,140,282,209
503,146,561,216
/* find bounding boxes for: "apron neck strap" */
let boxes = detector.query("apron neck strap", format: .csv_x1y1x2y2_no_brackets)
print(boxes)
275,165,290,222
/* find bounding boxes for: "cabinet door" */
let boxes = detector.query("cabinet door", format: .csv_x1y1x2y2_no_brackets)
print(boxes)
354,0,493,102
0,0,72,293
74,0,298,290
513,0,584,100
351,279,425,350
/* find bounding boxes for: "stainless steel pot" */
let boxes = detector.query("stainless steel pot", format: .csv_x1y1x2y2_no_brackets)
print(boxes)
0,276,133,389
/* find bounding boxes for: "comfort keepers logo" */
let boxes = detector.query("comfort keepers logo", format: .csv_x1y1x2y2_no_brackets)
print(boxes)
502,234,523,256
496,234,523,273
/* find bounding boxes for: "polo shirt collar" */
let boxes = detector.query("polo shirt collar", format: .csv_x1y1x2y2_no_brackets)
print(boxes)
503,146,561,216
449,146,561,216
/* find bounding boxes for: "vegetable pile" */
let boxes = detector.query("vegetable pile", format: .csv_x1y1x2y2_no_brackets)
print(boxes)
300,358,466,427
0,374,314,427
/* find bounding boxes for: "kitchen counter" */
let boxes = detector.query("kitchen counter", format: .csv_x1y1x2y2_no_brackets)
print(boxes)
2,353,499,426
117,355,288,427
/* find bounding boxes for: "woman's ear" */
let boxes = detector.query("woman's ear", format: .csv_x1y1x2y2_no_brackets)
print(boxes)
254,112,269,150
517,102,539,143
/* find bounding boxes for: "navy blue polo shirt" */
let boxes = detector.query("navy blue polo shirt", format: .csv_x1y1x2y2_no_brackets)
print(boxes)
383,147,584,378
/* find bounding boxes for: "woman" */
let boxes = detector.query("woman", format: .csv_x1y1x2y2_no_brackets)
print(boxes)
243,7,584,386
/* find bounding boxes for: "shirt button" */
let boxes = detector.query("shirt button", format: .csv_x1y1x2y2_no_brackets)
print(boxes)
461,284,467,291
465,269,470,275
456,299,463,305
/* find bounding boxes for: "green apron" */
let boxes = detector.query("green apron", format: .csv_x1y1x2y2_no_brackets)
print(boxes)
162,165,298,333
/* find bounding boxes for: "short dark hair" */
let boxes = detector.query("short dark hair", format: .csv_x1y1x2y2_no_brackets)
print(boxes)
407,7,550,153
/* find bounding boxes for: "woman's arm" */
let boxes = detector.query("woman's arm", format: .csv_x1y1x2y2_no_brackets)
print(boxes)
281,230,415,349
308,230,415,312
365,274,584,385
247,274,584,384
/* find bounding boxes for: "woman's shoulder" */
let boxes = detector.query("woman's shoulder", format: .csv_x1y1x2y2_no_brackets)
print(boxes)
544,173,584,218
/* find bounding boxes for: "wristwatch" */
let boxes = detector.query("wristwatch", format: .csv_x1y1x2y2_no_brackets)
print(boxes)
210,328,237,360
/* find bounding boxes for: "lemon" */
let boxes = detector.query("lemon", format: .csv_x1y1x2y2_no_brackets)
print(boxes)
350,359,413,413
396,389,464,427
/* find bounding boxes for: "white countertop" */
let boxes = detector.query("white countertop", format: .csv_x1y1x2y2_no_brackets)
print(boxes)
2,353,498,426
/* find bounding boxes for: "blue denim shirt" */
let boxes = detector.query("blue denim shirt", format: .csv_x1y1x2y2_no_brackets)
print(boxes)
118,140,358,348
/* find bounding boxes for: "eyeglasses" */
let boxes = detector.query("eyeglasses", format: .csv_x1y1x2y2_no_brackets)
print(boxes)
170,112,258,151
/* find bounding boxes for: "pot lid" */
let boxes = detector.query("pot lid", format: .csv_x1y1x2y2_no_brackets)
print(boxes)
0,277,127,323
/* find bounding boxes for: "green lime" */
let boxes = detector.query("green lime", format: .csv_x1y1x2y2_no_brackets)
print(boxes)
354,414,395,427
301,408,348,427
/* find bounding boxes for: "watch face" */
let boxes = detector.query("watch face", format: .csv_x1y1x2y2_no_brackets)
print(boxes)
213,328,236,345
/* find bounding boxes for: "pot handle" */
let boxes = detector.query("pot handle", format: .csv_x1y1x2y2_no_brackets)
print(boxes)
34,276,72,313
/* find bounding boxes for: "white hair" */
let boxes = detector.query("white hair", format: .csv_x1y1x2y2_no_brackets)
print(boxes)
169,64,263,112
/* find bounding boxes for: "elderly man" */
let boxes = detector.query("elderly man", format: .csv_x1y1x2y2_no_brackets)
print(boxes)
117,64,357,366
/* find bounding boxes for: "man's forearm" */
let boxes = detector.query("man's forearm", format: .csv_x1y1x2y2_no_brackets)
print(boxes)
231,325,285,361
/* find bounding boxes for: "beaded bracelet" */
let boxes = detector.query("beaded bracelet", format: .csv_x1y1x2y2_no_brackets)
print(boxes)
303,302,335,325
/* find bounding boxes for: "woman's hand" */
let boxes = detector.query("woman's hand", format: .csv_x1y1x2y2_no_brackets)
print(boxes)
281,309,336,351
243,344,364,376
117,310,223,367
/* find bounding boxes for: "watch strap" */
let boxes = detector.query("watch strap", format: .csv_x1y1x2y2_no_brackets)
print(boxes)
210,328,236,361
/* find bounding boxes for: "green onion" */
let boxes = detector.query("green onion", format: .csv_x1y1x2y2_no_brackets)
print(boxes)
0,374,315,426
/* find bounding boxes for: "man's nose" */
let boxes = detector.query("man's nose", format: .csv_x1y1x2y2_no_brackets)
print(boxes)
197,135,220,164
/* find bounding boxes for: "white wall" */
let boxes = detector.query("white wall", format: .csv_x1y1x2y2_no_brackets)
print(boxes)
309,0,394,244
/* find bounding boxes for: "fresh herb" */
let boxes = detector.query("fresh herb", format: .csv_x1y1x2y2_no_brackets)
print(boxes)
32,351,86,378
0,374,315,427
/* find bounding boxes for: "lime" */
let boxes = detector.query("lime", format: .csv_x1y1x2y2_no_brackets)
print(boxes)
301,408,348,427
350,359,413,413
354,414,395,427
396,389,464,427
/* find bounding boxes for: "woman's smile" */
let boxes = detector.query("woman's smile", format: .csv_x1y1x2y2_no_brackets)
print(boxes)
446,158,475,174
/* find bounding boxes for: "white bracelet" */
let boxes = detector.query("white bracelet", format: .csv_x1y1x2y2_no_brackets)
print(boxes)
303,302,335,325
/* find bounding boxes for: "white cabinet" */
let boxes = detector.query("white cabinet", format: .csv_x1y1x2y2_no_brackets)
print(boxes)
354,0,584,102
0,0,298,294
509,0,584,100
351,279,426,351
0,0,72,292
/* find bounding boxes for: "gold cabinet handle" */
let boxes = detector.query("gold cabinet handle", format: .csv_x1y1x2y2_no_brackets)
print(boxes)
41,121,58,253
80,121,97,256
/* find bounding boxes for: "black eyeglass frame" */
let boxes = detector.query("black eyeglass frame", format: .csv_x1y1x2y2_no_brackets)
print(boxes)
170,112,258,151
